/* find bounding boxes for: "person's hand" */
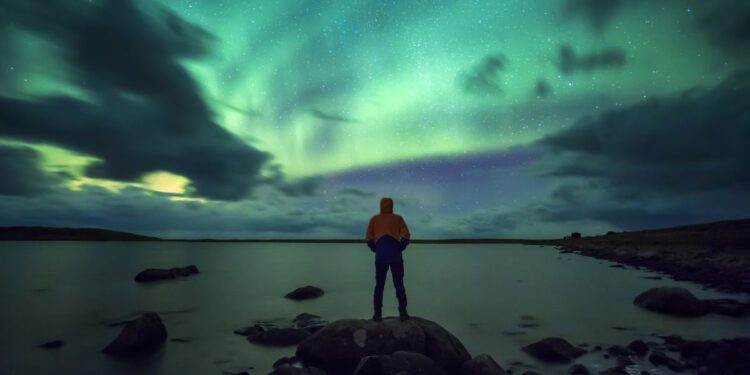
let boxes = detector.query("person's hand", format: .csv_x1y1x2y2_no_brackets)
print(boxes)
367,240,375,252
400,238,409,251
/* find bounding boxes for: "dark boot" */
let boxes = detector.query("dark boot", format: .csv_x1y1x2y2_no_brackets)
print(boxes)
373,305,382,322
398,306,410,321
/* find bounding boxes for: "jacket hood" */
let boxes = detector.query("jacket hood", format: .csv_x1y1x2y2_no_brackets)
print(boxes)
379,197,393,214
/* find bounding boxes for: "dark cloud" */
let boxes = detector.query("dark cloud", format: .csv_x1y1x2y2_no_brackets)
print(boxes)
457,208,518,233
0,0,274,201
274,176,325,197
562,0,750,59
694,0,750,58
457,53,508,96
337,188,375,198
535,79,552,98
558,44,626,75
530,70,750,229
0,184,369,239
0,145,58,196
563,0,626,31
256,163,324,197
309,109,358,123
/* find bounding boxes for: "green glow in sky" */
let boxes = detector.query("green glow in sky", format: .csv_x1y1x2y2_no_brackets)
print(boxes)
154,0,736,176
1,0,747,238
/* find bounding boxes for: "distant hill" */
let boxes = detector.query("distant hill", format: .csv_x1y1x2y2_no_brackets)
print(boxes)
563,218,750,250
0,227,160,241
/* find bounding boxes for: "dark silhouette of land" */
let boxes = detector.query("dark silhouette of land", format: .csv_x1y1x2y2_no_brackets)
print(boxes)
1,218,749,247
0,227,159,241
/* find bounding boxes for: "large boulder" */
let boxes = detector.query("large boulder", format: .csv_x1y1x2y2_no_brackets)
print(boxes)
134,265,199,282
460,354,507,375
522,337,586,363
412,317,472,369
633,287,709,317
285,286,324,300
102,312,167,355
296,317,470,373
354,351,445,375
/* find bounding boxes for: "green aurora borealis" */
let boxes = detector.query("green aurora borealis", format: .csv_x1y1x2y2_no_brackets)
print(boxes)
1,0,749,238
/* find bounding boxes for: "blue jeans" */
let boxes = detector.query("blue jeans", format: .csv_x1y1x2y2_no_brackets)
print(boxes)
374,262,407,314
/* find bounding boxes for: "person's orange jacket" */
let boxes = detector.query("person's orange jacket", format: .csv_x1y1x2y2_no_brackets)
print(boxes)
365,197,410,263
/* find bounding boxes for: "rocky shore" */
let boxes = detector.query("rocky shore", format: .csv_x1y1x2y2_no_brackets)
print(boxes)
92,307,749,375
549,218,750,294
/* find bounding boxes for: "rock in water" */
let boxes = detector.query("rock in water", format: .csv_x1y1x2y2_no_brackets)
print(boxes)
296,317,470,373
285,286,324,300
293,313,329,333
102,312,167,355
249,327,310,346
269,366,327,375
37,340,64,349
237,324,311,346
568,363,590,375
633,287,709,317
354,350,446,375
703,298,749,316
648,350,685,371
460,354,507,375
627,339,649,356
134,265,199,282
522,337,586,363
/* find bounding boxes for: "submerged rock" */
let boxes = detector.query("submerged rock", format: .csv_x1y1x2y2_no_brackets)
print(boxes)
567,364,589,375
37,340,64,349
703,298,749,316
627,339,649,356
237,325,310,346
223,370,252,375
269,367,327,375
633,287,709,317
606,345,633,357
648,350,685,371
676,337,750,375
522,337,586,363
102,312,167,355
598,365,628,375
634,287,749,317
285,286,324,300
236,313,326,346
460,354,507,375
296,317,470,373
293,313,329,333
134,265,199,282
353,350,445,375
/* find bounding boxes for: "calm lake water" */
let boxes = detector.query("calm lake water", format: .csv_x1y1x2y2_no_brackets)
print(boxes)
0,242,748,375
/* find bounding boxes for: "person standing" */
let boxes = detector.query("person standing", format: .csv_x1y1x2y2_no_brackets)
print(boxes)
365,197,411,321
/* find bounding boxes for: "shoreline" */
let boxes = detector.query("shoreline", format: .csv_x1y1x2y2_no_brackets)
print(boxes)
552,242,750,296
3,219,749,296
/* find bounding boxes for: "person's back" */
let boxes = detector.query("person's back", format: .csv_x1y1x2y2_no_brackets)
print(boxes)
365,197,410,321
366,198,410,264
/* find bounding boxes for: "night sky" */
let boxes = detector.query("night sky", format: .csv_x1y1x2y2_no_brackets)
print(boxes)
1,0,748,239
